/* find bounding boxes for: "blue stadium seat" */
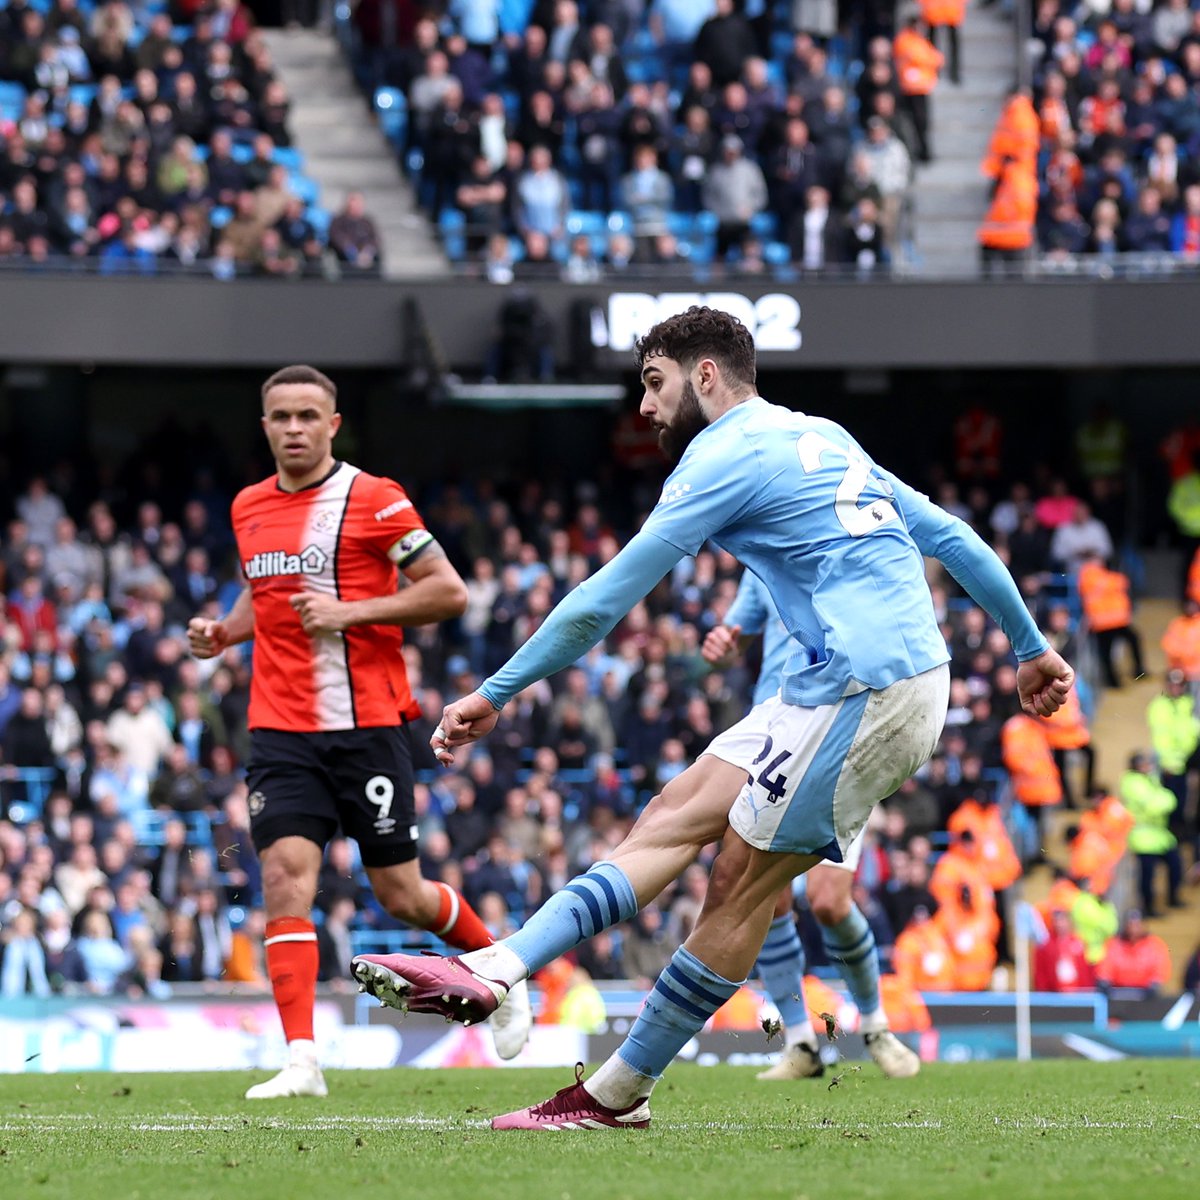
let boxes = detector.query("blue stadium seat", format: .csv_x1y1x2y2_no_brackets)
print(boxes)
288,173,320,205
750,212,778,240
438,208,466,261
210,205,233,228
0,81,26,117
306,206,331,238
230,143,254,163
606,210,633,236
764,240,792,266
566,210,605,238
68,84,97,108
130,810,213,848
374,85,406,112
373,86,408,145
666,211,695,238
272,146,306,171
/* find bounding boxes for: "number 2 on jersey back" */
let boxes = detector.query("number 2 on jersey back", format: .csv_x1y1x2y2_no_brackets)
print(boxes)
796,431,899,538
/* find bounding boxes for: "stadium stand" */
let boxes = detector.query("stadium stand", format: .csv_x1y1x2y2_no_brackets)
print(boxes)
0,413,1191,1005
0,0,382,274
1020,0,1200,267
346,1,921,277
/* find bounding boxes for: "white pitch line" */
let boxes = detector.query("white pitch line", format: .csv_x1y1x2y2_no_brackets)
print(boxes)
0,1114,946,1134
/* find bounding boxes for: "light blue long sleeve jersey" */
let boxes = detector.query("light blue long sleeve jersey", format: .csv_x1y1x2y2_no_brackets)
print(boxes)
479,397,1048,710
723,569,792,706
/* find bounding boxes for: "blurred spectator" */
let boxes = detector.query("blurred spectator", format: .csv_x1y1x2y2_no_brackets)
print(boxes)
1034,908,1095,992
861,117,911,249
1097,911,1172,996
329,192,382,275
702,134,768,256
75,909,127,993
1161,600,1200,682
106,682,173,775
1121,752,1182,916
1147,669,1200,827
1050,502,1113,574
0,906,51,996
1078,553,1145,687
621,145,674,248
1001,711,1062,841
893,16,942,163
893,906,955,990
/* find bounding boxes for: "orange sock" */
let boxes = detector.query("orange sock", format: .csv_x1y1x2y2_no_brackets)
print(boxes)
430,881,494,952
264,916,319,1044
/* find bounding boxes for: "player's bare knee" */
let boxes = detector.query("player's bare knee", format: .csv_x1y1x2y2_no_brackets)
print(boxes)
811,894,852,926
260,851,311,906
808,875,852,927
377,884,423,924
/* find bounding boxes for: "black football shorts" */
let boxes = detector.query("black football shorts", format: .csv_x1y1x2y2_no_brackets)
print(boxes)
246,725,419,867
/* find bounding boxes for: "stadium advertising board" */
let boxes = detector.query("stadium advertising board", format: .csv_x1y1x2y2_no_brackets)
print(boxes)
0,275,1198,369
595,293,802,354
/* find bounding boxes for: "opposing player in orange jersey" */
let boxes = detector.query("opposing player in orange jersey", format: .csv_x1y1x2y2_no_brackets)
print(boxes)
188,365,531,1097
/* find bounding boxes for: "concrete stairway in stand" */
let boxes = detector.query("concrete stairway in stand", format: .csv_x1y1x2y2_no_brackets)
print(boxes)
260,28,445,278
910,4,1017,276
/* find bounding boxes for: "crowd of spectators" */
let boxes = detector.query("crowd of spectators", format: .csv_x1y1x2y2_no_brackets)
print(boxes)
0,0,382,275
1028,0,1200,262
357,0,925,277
0,409,1194,1007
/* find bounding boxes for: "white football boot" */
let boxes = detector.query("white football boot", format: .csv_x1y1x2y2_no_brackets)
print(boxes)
756,1041,825,1080
489,977,533,1060
864,1030,921,1078
245,1042,328,1099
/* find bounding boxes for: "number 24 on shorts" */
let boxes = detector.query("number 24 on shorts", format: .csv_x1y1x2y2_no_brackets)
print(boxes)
751,736,789,802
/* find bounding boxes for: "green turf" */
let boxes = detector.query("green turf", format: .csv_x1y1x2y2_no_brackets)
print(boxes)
0,1061,1195,1200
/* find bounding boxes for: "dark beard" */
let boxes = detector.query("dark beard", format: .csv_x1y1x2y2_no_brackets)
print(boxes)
658,379,709,465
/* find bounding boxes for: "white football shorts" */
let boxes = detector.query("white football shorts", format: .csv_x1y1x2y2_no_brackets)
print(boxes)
708,665,950,859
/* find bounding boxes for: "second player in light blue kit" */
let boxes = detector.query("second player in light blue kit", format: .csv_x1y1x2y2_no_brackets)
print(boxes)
355,306,1074,1130
709,570,916,1080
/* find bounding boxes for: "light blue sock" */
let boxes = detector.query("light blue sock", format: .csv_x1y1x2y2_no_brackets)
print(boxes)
755,914,809,1028
505,861,637,974
618,947,741,1078
820,906,881,1017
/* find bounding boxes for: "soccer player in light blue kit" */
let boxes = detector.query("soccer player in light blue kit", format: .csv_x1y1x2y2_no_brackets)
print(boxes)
354,307,1073,1129
705,570,918,1080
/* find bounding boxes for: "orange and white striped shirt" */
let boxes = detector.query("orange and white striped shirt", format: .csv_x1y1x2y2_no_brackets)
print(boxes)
233,462,430,732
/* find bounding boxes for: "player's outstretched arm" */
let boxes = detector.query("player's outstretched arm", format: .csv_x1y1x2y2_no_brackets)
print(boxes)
429,530,684,765
888,470,1068,692
187,587,254,659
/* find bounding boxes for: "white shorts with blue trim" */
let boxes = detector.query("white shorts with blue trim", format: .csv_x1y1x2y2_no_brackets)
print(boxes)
710,665,950,859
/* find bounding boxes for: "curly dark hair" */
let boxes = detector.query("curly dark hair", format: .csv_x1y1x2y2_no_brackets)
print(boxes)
634,306,757,389
261,364,338,403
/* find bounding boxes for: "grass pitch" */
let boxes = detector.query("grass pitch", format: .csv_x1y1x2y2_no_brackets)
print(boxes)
1,1061,1194,1200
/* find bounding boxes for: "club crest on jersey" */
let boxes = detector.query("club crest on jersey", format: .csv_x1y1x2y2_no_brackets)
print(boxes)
243,544,329,579
312,509,338,533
